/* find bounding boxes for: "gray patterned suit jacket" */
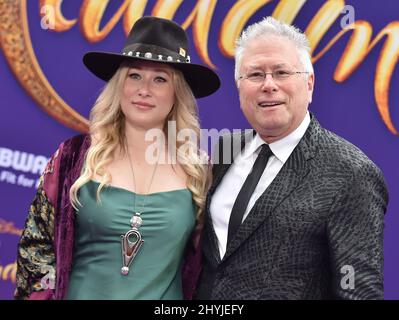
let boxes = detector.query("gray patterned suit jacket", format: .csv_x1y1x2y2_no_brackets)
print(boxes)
196,115,388,300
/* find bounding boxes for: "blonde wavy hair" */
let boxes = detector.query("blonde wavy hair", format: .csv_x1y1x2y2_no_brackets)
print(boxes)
70,62,210,220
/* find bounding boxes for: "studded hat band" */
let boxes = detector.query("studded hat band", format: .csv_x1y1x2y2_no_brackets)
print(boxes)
122,43,191,63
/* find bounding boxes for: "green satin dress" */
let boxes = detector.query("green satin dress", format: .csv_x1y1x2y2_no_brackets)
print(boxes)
65,180,195,300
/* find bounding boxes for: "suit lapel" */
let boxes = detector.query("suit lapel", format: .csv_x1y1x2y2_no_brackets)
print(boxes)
222,117,321,261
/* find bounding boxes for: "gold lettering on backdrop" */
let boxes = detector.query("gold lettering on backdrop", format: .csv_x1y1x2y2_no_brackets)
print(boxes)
305,0,346,53
184,0,218,68
272,0,307,24
152,0,183,18
123,0,148,34
219,0,307,57
40,0,77,32
151,0,217,69
0,0,397,134
219,0,273,57
0,219,23,236
80,0,133,43
312,21,399,135
0,262,17,283
0,220,21,285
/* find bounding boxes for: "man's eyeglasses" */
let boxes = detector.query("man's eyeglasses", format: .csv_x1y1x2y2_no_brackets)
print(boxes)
238,70,309,82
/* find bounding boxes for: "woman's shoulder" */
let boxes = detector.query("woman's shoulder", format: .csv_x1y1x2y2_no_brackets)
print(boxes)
50,134,90,164
41,134,91,204
59,134,91,153
43,134,90,178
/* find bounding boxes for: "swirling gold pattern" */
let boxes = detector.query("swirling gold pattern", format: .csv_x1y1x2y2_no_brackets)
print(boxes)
0,0,88,132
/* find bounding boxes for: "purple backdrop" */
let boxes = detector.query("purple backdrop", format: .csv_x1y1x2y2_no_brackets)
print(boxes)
0,0,398,299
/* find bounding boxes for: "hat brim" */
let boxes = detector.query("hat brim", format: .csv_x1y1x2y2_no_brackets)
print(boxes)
83,52,220,98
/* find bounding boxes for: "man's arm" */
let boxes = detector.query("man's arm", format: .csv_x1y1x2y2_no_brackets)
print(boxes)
326,160,388,299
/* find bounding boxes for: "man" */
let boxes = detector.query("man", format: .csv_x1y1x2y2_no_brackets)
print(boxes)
196,17,388,299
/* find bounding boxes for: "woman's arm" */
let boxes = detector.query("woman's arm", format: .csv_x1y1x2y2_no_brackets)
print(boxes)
14,147,62,300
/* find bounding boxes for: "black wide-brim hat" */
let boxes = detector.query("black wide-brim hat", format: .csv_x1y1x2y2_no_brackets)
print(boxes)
83,16,220,98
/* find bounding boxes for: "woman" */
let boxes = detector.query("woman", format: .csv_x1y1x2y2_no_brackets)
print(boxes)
14,16,220,300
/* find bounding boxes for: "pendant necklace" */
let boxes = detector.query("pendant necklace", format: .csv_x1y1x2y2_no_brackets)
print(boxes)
120,144,159,276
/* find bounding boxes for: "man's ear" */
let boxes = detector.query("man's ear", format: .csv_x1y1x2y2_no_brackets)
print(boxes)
307,73,315,103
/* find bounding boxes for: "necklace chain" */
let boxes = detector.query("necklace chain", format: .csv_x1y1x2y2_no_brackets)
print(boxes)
126,144,159,214
120,142,156,276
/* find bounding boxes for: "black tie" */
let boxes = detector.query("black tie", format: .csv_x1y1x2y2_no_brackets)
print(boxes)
227,144,273,243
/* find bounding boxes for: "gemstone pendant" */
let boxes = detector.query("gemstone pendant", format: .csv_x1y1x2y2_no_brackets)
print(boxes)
130,212,143,228
120,213,144,275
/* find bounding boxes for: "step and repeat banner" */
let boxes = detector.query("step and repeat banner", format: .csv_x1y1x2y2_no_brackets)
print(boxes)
0,0,398,299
